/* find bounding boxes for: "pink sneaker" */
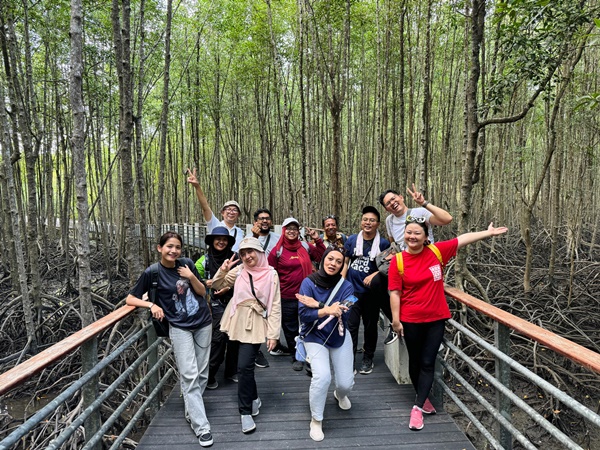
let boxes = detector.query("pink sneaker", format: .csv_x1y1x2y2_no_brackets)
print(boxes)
409,406,424,430
422,398,437,415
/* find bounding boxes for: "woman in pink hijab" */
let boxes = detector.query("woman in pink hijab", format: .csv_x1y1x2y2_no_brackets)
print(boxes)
212,237,281,435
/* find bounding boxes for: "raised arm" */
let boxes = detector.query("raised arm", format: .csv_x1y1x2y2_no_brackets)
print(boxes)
186,168,213,222
406,183,453,226
456,222,508,250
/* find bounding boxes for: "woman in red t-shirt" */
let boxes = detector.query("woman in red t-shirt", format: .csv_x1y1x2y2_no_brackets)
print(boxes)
388,217,507,432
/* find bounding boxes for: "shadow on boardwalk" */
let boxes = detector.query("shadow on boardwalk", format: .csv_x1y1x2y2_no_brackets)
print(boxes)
137,341,475,450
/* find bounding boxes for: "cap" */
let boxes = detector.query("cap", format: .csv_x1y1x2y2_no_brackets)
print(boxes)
204,226,235,247
221,200,241,212
362,206,380,222
282,217,300,228
238,237,265,253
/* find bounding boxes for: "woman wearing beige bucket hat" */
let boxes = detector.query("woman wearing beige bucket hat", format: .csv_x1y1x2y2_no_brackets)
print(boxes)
212,237,281,434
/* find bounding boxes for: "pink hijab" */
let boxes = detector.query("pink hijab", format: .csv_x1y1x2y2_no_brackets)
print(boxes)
229,242,277,317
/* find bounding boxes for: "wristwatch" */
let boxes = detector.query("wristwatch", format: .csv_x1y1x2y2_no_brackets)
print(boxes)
318,302,325,309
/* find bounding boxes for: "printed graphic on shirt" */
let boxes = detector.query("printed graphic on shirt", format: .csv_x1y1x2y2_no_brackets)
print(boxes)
349,256,371,274
429,264,442,282
173,278,199,318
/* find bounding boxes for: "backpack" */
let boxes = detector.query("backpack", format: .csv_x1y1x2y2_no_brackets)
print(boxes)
395,244,444,277
148,258,185,337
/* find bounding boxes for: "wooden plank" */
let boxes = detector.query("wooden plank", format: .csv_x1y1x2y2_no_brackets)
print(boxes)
137,339,475,449
444,286,600,374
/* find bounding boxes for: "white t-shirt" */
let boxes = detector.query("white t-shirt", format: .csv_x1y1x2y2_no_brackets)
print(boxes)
246,231,280,257
385,207,434,251
207,213,244,251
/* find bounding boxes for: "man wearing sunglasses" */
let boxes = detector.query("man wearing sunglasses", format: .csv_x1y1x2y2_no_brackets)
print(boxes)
374,184,453,345
320,215,347,250
187,168,245,251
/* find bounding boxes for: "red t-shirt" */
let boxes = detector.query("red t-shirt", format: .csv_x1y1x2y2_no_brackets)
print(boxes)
388,238,458,323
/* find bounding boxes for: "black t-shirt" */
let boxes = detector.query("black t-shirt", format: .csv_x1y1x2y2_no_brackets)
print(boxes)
129,258,211,330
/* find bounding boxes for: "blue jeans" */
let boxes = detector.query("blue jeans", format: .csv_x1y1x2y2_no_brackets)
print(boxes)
305,333,354,420
170,324,212,435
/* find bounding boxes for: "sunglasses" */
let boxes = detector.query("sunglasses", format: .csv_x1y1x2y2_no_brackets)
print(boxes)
406,215,426,224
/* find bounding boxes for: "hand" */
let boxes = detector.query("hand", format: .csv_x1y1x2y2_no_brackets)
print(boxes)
392,319,404,337
186,168,199,187
177,265,193,279
363,272,377,287
205,279,213,288
251,224,261,237
220,254,240,272
305,227,320,241
488,222,508,237
214,287,230,296
325,302,348,318
406,183,426,206
296,293,319,308
150,304,165,320
266,339,277,353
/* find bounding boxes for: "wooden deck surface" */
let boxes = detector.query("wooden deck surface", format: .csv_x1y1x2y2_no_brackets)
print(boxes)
137,340,475,449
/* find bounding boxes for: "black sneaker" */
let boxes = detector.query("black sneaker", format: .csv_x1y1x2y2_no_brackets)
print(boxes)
359,357,374,374
199,431,213,447
255,350,269,368
269,344,291,356
384,325,398,345
292,359,304,371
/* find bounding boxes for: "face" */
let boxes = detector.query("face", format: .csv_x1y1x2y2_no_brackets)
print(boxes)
212,236,229,251
323,251,344,276
404,223,427,252
221,206,240,225
239,248,258,268
158,237,182,265
284,224,300,240
360,213,379,234
323,218,338,239
255,213,272,234
382,192,405,216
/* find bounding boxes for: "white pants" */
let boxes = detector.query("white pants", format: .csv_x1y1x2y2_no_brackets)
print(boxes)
305,333,354,421
170,324,212,435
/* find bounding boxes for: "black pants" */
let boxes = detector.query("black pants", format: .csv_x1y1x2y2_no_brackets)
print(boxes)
209,301,239,383
370,272,392,322
402,320,446,408
237,342,260,415
348,289,380,360
281,299,299,361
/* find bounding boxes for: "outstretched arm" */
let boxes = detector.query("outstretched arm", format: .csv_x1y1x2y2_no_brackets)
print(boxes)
457,222,508,250
406,183,452,226
186,168,213,222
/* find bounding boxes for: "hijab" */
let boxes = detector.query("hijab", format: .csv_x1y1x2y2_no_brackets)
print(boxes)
271,225,313,278
207,240,235,279
308,247,344,289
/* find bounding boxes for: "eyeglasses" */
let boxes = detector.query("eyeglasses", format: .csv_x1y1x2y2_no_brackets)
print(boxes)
223,207,239,213
361,218,378,223
286,226,299,232
384,195,398,208
257,216,271,222
406,215,426,224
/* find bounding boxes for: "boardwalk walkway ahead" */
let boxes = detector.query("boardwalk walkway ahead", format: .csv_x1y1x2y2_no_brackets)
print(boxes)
137,338,475,450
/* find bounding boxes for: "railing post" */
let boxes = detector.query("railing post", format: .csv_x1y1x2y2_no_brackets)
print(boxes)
495,321,512,450
146,325,160,417
81,339,101,450
431,345,444,405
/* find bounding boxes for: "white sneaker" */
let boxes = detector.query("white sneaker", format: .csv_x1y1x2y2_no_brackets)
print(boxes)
310,418,324,441
334,390,351,410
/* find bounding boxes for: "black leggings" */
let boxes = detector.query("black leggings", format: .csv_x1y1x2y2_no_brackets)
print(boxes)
402,320,445,408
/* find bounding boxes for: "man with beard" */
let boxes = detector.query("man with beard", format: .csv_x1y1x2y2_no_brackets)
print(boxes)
249,208,280,257
343,206,390,375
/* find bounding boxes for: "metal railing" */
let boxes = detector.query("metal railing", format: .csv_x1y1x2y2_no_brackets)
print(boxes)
0,307,173,450
433,286,600,450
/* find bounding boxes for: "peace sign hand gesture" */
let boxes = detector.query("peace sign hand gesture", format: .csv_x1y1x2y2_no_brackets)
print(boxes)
406,183,426,206
220,254,239,272
186,168,199,187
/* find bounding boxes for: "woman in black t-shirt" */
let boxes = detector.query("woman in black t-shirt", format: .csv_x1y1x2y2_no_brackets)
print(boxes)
126,231,214,448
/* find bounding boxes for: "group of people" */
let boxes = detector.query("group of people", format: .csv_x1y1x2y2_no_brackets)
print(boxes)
125,168,508,446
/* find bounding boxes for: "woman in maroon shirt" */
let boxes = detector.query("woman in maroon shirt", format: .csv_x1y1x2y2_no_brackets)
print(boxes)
268,217,325,371
389,217,507,431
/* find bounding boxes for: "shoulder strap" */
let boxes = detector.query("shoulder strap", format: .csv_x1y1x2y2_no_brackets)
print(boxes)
247,273,267,311
149,263,160,303
395,252,404,276
303,277,345,337
262,233,271,250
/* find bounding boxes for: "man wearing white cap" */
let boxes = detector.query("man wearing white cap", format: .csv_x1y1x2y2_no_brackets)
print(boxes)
187,168,244,251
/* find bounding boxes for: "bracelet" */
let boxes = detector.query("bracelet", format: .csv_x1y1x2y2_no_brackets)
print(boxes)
422,200,430,208
148,304,153,311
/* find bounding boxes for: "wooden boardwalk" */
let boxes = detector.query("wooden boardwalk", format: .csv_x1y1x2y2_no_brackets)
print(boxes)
137,342,475,450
